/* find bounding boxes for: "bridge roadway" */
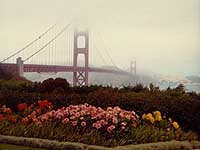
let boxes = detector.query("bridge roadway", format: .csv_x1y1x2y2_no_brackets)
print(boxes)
0,63,132,76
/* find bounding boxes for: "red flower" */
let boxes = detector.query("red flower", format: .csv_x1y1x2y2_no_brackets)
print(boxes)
38,100,51,109
17,103,27,111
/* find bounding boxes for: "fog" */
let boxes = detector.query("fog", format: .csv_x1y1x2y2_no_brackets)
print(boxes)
0,0,200,76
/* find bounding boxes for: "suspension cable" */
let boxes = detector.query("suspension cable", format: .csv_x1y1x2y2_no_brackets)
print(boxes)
24,22,72,62
0,23,57,63
95,31,118,68
91,32,108,66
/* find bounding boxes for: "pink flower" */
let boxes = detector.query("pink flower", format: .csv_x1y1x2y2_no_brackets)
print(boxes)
92,123,102,129
125,115,131,120
63,110,69,117
99,119,108,125
130,115,137,121
71,121,78,126
121,122,127,126
62,118,69,124
112,117,118,124
41,115,48,122
32,111,36,116
105,113,113,120
32,118,38,123
81,121,86,127
107,107,112,111
74,112,80,118
107,125,115,133
55,112,64,119
131,122,137,128
119,112,125,118
80,110,86,116
70,116,76,120
121,126,125,130
113,106,121,112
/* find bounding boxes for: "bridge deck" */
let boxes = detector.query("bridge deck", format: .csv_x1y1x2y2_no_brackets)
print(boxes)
0,63,132,76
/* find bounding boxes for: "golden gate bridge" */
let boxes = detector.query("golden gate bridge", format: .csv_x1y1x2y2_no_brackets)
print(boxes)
0,20,136,86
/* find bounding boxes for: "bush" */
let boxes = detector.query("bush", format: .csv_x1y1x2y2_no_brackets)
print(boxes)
36,78,70,93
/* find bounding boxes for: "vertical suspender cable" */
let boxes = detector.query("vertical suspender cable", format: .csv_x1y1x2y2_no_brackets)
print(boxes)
0,23,57,63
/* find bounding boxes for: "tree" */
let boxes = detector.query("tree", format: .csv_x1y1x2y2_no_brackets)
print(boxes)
38,78,70,93
174,84,185,93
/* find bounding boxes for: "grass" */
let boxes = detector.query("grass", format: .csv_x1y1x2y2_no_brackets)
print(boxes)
0,143,48,150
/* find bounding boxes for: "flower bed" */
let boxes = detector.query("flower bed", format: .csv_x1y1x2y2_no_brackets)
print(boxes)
0,100,198,147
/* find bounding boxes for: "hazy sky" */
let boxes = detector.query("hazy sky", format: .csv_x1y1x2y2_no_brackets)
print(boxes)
0,0,200,76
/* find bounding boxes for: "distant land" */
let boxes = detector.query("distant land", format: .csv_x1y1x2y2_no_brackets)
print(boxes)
186,75,200,83
24,67,200,93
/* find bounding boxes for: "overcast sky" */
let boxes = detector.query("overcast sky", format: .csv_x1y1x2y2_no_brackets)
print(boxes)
0,0,200,76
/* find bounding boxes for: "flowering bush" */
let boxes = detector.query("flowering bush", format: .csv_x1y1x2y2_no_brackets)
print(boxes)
18,100,53,124
142,111,162,124
0,102,198,147
0,105,16,123
142,111,180,130
35,103,139,134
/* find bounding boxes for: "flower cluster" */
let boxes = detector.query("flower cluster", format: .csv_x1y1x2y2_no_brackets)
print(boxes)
37,103,139,133
1,102,181,136
142,111,180,130
142,111,162,124
18,100,53,124
0,105,16,123
21,110,41,125
38,100,53,110
168,118,179,129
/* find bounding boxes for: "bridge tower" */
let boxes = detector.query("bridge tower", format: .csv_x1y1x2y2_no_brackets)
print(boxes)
73,29,89,86
130,60,136,75
17,57,24,77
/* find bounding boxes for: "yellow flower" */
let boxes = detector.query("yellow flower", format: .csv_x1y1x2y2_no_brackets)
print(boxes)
142,114,147,120
146,113,155,124
155,115,162,121
153,111,162,121
153,111,161,116
149,117,155,124
172,121,179,129
146,113,153,118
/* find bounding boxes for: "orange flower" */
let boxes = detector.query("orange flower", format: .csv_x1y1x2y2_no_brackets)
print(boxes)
22,117,29,124
8,115,17,123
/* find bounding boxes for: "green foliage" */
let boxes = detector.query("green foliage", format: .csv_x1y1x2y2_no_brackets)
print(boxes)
0,121,197,147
